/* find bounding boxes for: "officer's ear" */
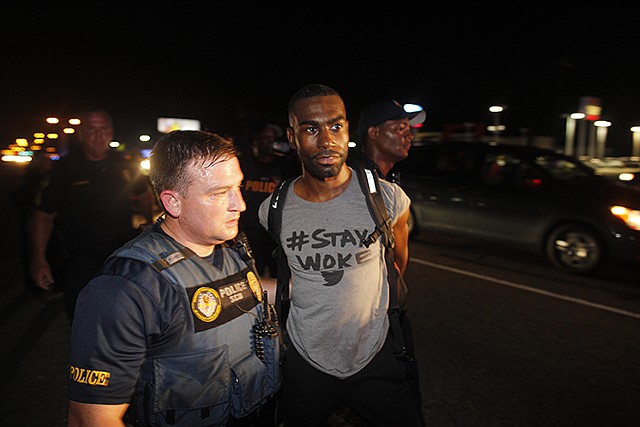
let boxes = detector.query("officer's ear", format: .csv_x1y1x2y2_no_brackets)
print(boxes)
159,190,181,218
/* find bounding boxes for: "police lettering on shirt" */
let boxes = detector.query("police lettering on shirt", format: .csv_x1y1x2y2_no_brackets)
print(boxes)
187,269,262,332
244,179,279,194
70,365,110,387
285,228,373,287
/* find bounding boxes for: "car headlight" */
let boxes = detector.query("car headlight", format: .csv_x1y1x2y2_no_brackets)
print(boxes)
610,205,640,230
618,172,635,182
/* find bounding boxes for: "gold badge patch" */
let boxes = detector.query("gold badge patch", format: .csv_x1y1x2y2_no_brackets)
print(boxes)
246,271,263,302
191,287,222,322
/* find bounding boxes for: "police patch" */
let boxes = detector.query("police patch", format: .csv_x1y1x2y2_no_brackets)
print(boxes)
191,287,222,322
186,268,260,332
247,271,262,302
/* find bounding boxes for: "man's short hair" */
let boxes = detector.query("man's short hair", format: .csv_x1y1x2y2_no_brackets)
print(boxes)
79,109,114,130
149,130,237,196
288,83,341,117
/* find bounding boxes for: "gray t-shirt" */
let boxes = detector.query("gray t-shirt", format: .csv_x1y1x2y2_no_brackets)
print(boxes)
258,169,410,378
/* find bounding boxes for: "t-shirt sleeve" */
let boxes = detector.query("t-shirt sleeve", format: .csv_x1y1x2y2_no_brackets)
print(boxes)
258,196,270,230
379,180,411,226
68,264,167,404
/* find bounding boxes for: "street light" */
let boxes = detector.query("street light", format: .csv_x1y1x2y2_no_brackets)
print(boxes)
44,116,81,157
630,126,640,158
594,120,611,159
489,105,505,142
564,112,585,156
46,116,81,135
403,103,426,129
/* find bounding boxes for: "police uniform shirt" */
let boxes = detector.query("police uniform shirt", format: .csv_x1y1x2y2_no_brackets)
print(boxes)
37,151,149,250
68,227,230,404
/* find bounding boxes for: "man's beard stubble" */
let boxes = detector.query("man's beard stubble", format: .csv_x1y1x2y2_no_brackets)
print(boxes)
301,150,345,180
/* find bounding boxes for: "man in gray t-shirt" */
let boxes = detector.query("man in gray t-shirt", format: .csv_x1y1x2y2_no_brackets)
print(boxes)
258,84,421,427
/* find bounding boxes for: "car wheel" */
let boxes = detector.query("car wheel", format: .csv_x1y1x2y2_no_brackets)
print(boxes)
545,224,604,274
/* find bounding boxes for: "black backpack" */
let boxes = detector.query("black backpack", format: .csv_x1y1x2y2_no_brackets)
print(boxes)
266,165,411,359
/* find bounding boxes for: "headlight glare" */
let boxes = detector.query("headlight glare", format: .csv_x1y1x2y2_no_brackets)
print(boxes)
611,205,640,230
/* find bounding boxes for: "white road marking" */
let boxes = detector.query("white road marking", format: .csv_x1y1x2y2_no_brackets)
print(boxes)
411,258,640,320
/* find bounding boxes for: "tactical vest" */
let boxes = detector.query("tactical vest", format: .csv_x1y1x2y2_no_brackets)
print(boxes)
113,227,280,426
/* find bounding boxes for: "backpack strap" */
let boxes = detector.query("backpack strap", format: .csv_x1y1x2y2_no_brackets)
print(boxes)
267,178,294,323
354,165,411,360
354,166,395,249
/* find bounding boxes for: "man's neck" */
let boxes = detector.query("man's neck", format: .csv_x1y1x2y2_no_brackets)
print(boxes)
296,166,352,202
160,219,216,257
365,150,394,179
82,149,109,162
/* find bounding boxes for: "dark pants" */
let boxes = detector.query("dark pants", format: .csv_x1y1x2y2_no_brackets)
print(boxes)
400,310,427,426
279,331,422,427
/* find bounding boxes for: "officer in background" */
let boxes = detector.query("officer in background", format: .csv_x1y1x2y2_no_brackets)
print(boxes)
240,123,299,277
29,109,154,319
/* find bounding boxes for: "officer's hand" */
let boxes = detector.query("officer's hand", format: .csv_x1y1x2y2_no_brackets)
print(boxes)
31,262,54,290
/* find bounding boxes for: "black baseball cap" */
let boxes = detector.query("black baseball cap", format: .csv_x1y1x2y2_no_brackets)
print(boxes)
357,99,426,138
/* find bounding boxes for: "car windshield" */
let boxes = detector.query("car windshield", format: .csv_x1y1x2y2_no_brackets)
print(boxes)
534,155,592,180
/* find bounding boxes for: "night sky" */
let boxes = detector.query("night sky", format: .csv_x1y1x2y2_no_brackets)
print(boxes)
1,2,638,154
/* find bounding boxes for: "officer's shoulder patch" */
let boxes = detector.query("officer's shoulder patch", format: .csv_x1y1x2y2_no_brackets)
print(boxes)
191,286,222,322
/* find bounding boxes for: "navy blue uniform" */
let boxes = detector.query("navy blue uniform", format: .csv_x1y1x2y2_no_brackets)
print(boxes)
37,151,150,316
69,224,280,426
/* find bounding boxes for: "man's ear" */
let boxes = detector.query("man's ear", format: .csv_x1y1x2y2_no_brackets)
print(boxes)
286,126,298,151
367,125,380,141
159,190,181,218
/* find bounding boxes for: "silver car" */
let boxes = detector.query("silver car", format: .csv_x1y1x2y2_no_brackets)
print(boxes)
399,142,640,274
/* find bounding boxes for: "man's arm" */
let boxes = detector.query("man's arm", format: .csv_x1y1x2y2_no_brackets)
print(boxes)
29,209,56,290
392,206,410,276
261,277,277,305
68,401,129,427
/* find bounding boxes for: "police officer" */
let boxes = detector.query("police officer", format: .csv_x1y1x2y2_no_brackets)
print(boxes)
239,123,299,278
29,109,154,319
68,130,280,426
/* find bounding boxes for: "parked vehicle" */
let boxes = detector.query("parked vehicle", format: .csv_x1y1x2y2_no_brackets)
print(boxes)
398,142,640,274
582,156,640,189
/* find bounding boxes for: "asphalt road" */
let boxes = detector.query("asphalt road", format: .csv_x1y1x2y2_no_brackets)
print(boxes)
0,163,71,426
405,232,640,427
1,162,639,426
